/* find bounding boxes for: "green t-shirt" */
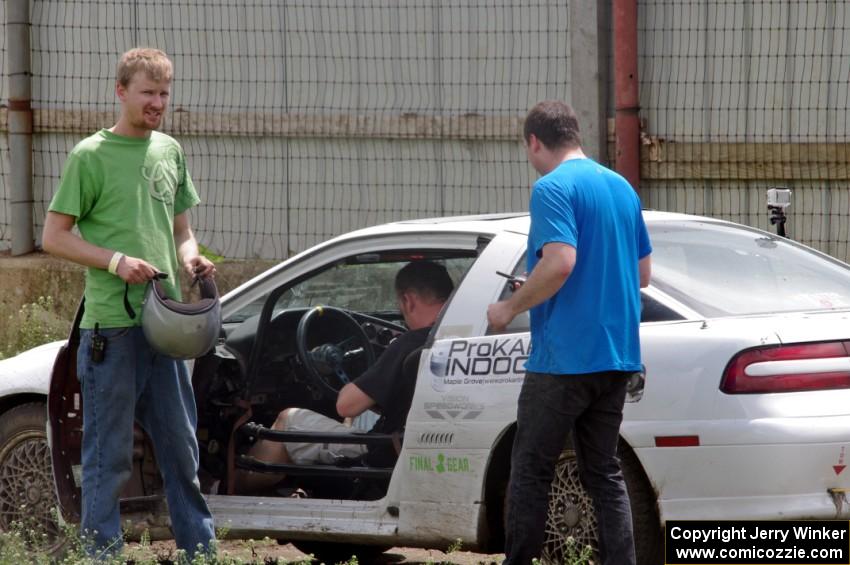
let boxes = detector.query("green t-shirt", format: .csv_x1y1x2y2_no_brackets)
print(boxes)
49,129,201,329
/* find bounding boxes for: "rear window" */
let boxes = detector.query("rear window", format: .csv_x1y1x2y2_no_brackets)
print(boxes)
650,221,850,317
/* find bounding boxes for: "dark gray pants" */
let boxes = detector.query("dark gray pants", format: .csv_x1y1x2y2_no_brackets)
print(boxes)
503,371,636,565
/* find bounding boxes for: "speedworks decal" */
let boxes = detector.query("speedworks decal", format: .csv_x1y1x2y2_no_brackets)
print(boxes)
429,335,529,391
423,394,485,420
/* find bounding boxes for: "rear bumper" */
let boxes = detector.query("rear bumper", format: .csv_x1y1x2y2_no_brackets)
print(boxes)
635,438,850,523
660,490,849,523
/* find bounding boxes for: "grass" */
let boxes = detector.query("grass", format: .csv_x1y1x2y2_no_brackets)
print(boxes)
0,520,596,564
0,296,69,360
0,518,317,565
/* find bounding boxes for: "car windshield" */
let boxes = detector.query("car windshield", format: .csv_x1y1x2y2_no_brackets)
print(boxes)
223,254,475,324
276,261,405,313
650,220,850,317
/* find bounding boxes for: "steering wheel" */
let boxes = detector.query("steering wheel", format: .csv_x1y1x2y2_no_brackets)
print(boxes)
295,306,377,395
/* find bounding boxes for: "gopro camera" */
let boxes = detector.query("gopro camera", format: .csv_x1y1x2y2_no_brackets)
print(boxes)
767,187,791,238
767,188,791,210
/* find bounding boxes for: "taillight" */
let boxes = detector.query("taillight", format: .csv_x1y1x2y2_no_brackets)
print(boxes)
721,341,850,394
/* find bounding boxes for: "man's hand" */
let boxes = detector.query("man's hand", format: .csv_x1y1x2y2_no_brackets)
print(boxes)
488,243,575,332
184,255,216,279
115,256,159,284
173,213,215,279
487,300,516,332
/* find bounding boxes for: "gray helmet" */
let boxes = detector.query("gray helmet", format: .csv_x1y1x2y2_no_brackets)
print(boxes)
141,274,221,359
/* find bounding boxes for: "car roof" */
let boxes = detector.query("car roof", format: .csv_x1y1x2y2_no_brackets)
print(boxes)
330,210,717,242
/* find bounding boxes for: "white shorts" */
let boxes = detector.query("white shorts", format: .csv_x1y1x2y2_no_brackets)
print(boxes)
283,407,368,465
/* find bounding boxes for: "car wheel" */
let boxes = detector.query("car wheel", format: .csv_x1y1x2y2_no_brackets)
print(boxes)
540,443,663,565
541,447,599,563
291,540,389,563
0,403,65,553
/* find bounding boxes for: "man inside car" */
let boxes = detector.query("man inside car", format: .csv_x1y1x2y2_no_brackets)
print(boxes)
238,260,454,491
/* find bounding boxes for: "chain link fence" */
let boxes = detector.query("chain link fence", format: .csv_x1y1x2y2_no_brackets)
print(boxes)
638,0,850,261
4,1,850,261
22,0,582,259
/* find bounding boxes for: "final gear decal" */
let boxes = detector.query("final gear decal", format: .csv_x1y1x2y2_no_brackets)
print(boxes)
409,452,471,474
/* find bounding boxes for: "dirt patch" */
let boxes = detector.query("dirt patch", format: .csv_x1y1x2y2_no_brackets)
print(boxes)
125,539,504,564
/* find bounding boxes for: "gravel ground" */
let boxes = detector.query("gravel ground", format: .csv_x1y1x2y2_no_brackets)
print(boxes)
124,539,505,564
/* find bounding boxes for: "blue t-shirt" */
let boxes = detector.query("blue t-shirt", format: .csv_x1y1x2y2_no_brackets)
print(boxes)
525,158,652,375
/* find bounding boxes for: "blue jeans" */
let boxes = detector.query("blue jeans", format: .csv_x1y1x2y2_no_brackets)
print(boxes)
77,327,215,559
503,371,635,565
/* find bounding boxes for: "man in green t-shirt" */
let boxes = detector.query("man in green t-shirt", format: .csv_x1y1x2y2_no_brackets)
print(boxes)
42,48,215,560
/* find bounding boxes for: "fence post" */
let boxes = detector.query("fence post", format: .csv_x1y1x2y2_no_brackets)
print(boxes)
570,0,606,163
613,0,641,193
7,0,34,255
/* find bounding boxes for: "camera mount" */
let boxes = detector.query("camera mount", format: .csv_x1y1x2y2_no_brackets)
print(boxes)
767,188,791,238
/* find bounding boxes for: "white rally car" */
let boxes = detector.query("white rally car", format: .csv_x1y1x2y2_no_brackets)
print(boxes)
3,211,850,564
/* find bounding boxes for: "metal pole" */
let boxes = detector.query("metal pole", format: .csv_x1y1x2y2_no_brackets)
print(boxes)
613,0,641,194
7,0,34,255
569,0,604,162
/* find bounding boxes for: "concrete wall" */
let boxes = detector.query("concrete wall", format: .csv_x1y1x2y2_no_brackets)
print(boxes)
638,0,850,143
2,0,612,260
637,0,850,262
12,0,850,265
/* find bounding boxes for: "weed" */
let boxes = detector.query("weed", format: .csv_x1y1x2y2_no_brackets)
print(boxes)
531,536,596,565
198,244,225,264
0,518,316,564
0,296,69,359
446,537,463,553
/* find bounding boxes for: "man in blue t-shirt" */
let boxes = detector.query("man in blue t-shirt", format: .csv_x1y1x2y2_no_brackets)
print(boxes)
488,100,652,565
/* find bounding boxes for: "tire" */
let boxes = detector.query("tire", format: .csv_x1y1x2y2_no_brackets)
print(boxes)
0,402,66,554
292,540,390,564
621,444,664,565
538,442,663,565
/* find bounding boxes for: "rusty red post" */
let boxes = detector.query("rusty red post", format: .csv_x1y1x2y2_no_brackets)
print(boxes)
613,0,641,194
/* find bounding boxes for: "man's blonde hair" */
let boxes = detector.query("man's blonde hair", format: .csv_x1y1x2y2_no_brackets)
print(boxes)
116,48,173,87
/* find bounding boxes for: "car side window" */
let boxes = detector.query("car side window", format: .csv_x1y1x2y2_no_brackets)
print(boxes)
223,294,268,324
486,256,683,334
488,259,530,334
640,293,685,323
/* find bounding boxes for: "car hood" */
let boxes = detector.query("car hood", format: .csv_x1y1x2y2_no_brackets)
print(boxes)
0,340,65,395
